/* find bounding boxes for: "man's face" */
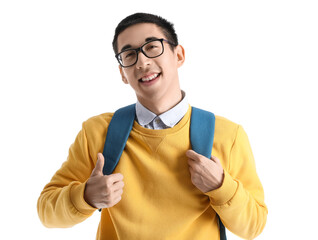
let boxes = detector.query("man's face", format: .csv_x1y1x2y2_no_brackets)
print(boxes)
117,23,185,108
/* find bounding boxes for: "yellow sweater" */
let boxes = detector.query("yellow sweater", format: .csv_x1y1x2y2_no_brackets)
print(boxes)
37,106,267,239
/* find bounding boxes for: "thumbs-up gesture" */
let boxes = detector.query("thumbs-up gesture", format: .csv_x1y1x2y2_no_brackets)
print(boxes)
84,153,124,209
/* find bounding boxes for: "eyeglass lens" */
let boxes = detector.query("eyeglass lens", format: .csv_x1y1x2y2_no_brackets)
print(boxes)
119,40,163,67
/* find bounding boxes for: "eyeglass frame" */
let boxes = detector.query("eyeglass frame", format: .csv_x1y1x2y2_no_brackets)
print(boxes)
115,38,177,68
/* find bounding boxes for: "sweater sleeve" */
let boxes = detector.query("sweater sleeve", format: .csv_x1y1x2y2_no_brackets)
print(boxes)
37,122,97,228
206,125,268,239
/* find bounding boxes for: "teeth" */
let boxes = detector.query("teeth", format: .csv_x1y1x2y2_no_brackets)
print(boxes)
141,73,159,82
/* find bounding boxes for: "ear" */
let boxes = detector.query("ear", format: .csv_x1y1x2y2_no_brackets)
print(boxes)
119,65,129,84
176,45,185,68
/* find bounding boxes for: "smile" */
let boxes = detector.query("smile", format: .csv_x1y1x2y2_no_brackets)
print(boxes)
139,73,161,82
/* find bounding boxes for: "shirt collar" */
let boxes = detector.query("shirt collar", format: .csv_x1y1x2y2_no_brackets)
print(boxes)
136,91,188,128
136,102,157,126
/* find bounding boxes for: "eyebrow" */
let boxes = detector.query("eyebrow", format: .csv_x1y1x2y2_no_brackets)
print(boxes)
120,37,160,52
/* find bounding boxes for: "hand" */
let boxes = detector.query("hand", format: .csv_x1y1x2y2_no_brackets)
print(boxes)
84,153,124,209
186,150,224,193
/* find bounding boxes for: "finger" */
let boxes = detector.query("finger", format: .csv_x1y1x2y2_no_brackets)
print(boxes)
105,192,123,208
112,180,125,191
111,195,122,207
187,150,211,164
97,152,105,162
102,195,122,209
211,155,220,164
109,173,124,183
91,153,105,176
186,150,202,161
187,158,196,168
113,188,124,197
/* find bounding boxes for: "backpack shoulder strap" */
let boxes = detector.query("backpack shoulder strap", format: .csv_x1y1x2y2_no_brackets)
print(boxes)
190,107,227,240
190,107,215,158
102,104,136,175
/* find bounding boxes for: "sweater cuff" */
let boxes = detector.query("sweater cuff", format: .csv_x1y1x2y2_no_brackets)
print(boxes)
205,170,238,206
70,181,97,215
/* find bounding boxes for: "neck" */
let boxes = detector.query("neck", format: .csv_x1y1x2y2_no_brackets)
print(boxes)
137,90,183,115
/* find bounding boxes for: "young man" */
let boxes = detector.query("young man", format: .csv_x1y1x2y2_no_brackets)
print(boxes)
37,13,267,239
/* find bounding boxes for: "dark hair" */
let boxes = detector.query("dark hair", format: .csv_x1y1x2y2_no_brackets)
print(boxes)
112,13,178,54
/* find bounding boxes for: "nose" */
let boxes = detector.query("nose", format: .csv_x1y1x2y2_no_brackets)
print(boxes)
135,51,151,69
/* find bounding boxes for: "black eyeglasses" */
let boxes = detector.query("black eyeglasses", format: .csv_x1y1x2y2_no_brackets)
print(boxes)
115,38,177,68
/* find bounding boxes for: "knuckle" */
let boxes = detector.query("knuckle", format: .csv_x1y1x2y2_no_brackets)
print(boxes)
104,186,113,196
191,164,200,172
105,178,114,189
105,191,115,202
198,155,205,163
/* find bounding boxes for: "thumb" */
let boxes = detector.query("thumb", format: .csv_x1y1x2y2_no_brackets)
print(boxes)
91,153,105,176
186,149,202,160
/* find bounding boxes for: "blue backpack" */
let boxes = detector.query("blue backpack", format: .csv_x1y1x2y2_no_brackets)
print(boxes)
102,104,226,240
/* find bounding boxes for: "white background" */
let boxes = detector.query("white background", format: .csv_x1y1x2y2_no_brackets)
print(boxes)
1,0,317,239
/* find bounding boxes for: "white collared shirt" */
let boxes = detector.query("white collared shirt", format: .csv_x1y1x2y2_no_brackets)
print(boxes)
136,91,188,130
